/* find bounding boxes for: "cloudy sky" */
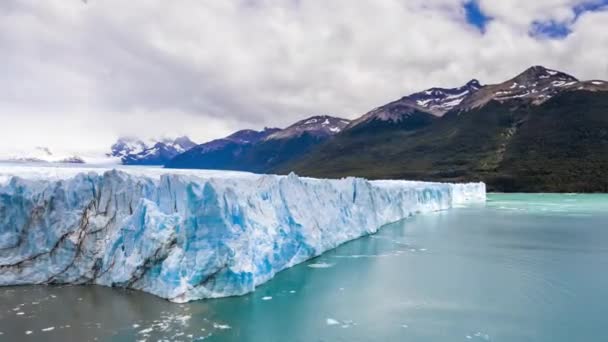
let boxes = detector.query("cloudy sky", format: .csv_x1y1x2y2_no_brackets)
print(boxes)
1,0,607,155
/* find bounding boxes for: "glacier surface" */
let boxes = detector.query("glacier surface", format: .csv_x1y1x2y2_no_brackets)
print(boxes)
0,165,485,302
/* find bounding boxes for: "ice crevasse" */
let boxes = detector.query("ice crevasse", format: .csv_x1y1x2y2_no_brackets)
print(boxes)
0,166,485,302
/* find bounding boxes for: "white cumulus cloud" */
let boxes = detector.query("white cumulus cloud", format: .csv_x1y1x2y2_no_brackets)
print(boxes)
0,0,607,155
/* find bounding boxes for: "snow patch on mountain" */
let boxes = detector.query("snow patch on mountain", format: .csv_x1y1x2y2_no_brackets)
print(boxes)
408,79,482,113
193,128,281,154
347,79,483,129
110,136,197,165
265,115,350,140
455,66,606,110
0,147,116,165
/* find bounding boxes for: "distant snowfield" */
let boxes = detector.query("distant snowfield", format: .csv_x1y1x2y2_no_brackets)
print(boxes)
0,148,120,165
0,163,485,302
0,162,257,185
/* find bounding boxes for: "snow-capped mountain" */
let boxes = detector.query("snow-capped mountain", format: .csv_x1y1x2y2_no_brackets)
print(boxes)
0,146,86,164
165,128,280,170
407,79,482,113
455,66,605,110
195,128,281,154
347,79,482,131
166,116,349,171
283,66,608,192
265,115,351,140
110,137,148,159
110,136,197,165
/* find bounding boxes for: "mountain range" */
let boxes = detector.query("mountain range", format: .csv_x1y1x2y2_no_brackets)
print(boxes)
165,115,350,172
282,66,608,192
110,65,608,192
0,146,86,164
110,136,197,165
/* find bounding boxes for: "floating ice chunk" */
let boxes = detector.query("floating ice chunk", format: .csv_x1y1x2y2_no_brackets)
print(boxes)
341,320,356,328
25,331,33,335
326,318,340,326
41,327,55,332
212,323,231,330
262,296,273,301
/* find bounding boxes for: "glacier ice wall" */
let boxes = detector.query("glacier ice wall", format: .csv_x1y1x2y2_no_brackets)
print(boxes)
0,167,485,302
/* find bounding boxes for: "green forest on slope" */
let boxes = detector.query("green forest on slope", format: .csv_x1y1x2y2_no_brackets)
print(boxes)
278,91,608,192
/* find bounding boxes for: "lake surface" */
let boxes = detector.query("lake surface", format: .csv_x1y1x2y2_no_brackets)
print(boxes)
1,194,608,341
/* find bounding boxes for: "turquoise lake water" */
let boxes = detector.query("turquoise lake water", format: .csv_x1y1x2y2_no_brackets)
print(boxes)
1,194,608,341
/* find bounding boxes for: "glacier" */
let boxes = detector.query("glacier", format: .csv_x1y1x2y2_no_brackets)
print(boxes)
0,165,485,303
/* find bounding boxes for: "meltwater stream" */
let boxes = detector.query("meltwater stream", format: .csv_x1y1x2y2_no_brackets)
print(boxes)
1,194,608,341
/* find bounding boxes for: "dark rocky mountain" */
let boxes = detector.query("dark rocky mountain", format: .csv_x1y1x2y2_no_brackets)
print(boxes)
164,128,280,170
166,116,350,172
192,128,281,154
266,115,351,140
455,66,606,110
406,79,483,114
110,136,197,165
346,79,482,134
278,66,608,192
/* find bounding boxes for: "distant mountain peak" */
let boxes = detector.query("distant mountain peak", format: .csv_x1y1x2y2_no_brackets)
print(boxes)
0,146,88,164
166,118,348,171
173,136,196,147
225,127,281,144
405,79,483,115
265,115,351,140
466,79,482,87
512,65,578,85
34,146,53,157
348,79,482,130
110,136,197,165
455,66,587,110
189,127,282,155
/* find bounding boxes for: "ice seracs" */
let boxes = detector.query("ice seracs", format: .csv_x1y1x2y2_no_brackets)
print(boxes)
0,165,485,302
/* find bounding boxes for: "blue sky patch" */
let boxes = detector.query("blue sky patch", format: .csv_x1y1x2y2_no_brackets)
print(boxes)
530,20,572,39
531,0,608,39
463,0,492,32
